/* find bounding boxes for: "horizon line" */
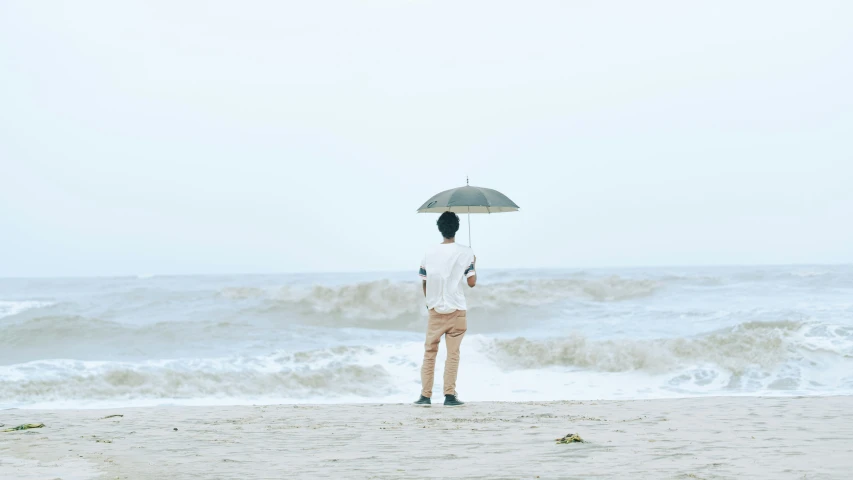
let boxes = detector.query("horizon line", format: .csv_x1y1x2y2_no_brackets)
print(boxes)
1,261,850,281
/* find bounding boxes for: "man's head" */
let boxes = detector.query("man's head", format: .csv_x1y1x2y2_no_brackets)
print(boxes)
437,211,460,239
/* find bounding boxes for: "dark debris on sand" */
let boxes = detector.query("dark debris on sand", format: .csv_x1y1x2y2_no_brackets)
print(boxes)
555,433,585,444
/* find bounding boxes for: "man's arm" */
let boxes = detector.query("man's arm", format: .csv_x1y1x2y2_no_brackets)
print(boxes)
466,255,477,288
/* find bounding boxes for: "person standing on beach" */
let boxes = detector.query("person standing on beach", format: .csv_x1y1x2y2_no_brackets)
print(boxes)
415,211,477,407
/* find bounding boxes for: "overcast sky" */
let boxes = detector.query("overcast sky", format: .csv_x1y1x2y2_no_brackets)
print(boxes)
1,1,851,277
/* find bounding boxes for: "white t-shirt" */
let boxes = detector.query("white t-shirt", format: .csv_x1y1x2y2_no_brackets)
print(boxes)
419,243,476,314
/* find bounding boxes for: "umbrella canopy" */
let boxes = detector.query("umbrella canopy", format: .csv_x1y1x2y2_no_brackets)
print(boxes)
416,183,519,246
416,185,520,214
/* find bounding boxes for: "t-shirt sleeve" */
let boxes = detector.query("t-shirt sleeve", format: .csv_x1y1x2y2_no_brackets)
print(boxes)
419,256,427,279
463,251,476,278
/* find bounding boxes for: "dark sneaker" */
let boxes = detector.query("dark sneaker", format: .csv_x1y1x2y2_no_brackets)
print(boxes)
444,395,465,406
414,395,431,406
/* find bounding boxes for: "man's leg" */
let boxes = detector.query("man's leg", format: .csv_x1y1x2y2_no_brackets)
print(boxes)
420,310,445,398
442,310,467,396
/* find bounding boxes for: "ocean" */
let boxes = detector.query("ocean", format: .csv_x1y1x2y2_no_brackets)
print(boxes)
1,265,852,409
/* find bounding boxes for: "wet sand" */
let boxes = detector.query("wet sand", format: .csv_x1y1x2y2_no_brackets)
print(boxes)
2,396,852,479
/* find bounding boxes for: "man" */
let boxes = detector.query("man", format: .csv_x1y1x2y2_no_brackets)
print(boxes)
415,211,477,407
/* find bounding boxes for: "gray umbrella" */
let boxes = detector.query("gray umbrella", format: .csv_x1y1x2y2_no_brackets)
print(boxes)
417,179,519,246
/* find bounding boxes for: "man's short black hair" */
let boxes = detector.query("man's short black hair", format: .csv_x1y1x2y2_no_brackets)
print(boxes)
437,211,460,239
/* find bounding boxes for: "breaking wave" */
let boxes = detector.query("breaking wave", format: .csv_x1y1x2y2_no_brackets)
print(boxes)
1,277,662,340
489,321,853,393
490,321,853,372
217,276,660,329
0,347,392,404
0,300,54,319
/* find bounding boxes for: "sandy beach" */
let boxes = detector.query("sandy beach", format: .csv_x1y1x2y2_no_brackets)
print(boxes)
2,395,851,479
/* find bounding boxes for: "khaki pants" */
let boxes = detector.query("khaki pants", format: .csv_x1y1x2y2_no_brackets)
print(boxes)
421,309,467,398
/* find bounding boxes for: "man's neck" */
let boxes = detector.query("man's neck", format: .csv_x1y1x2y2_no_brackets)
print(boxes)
441,237,455,244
